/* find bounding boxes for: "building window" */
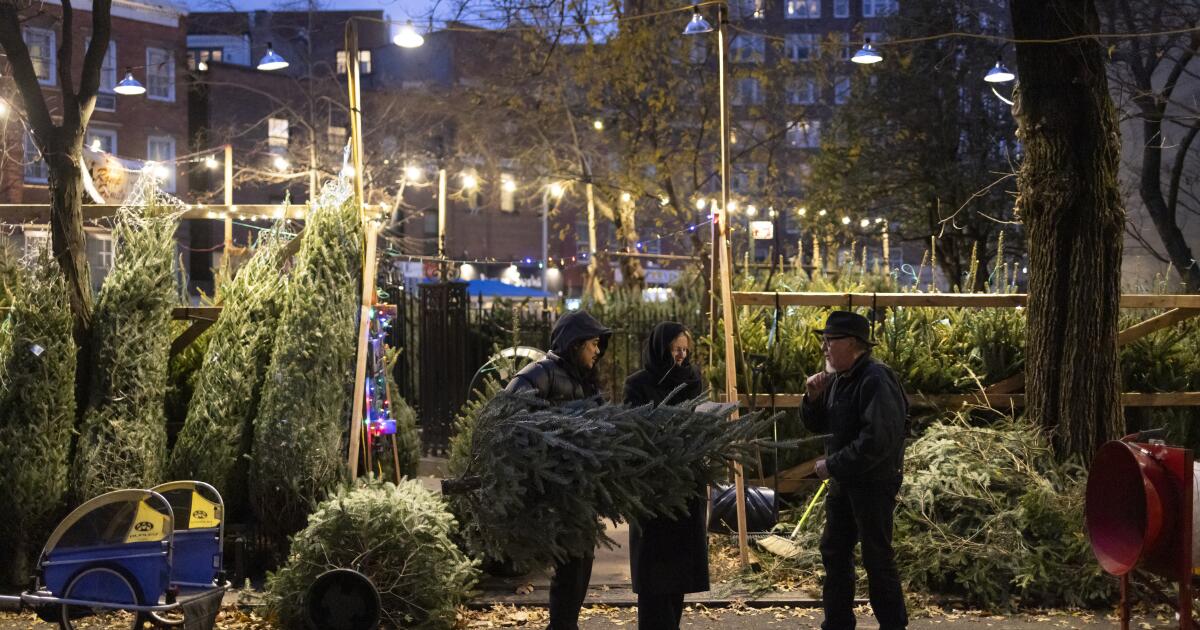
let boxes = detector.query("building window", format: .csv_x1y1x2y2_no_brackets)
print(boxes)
23,230,50,260
730,34,765,63
787,77,818,105
23,133,48,183
862,0,897,17
83,39,118,111
785,33,820,61
786,0,820,19
147,135,176,192
834,0,850,17
688,38,708,64
268,118,289,154
327,125,347,153
833,76,851,104
146,47,175,101
500,174,516,212
23,27,56,86
188,47,223,70
86,128,118,154
336,50,373,75
787,120,822,148
95,234,115,270
732,78,763,105
838,32,852,58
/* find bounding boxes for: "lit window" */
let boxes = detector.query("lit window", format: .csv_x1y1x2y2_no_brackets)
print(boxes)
86,128,118,154
23,28,55,85
84,39,118,111
23,230,50,260
786,0,820,19
23,133,48,183
147,135,177,192
187,48,223,70
268,118,289,155
336,50,373,75
95,235,115,270
146,47,175,101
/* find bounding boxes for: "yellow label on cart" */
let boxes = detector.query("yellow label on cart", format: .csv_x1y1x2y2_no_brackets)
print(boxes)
125,501,167,543
188,491,220,529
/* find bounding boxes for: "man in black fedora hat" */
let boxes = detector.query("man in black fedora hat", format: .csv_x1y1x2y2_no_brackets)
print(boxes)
801,310,908,630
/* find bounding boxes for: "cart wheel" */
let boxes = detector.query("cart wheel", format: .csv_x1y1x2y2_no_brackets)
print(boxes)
59,566,145,630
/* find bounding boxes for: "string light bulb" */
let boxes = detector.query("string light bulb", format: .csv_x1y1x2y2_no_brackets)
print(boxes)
204,155,220,170
273,155,289,172
404,165,423,181
549,182,565,198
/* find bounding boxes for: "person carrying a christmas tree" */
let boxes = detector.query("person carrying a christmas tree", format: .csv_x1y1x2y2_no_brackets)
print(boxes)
801,311,908,630
623,321,709,630
505,309,613,629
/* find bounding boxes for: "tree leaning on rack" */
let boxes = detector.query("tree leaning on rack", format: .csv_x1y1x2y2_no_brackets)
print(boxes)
0,0,113,415
1010,0,1125,460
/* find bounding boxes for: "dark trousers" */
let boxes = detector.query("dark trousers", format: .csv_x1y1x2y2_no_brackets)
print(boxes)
548,551,595,630
636,592,685,630
819,478,907,630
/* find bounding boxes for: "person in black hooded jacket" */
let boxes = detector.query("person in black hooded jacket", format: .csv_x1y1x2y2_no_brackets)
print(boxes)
505,309,612,630
623,322,709,630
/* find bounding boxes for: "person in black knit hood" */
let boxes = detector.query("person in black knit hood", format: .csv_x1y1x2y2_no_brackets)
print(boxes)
623,322,708,630
506,310,612,630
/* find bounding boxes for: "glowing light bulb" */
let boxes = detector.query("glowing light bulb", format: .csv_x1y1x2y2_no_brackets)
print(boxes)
841,216,851,225
204,155,220,170
462,173,478,189
273,155,289,172
404,165,423,181
549,182,564,198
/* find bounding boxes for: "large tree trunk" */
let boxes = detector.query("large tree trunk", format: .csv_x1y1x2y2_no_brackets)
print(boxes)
1011,0,1125,460
46,136,94,341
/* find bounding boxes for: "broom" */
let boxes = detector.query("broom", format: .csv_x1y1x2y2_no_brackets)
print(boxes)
754,479,829,559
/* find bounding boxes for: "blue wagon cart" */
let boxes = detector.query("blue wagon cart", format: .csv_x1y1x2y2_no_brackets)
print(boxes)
0,481,228,629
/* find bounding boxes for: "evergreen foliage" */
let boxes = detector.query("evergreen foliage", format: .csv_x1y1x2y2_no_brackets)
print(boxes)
73,180,181,500
251,183,363,546
265,479,477,630
0,252,76,585
454,391,788,571
170,230,289,519
775,413,1114,609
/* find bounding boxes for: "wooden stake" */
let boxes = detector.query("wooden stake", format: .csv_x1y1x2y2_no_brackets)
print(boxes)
348,220,378,478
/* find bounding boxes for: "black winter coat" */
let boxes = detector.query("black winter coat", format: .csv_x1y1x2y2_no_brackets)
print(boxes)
505,310,612,404
624,322,710,595
800,352,907,485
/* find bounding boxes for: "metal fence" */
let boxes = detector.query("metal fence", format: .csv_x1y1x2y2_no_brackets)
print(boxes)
385,283,707,454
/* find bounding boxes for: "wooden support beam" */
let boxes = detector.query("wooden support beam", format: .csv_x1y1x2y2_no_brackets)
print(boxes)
0,203,315,222
348,220,379,478
170,317,217,357
739,392,1200,409
1118,308,1200,345
731,292,1200,310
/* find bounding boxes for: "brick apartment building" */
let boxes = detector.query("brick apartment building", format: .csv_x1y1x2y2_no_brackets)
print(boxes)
0,0,189,291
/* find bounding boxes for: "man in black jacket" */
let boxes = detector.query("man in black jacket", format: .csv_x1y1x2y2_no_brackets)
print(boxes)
801,311,908,630
505,310,612,630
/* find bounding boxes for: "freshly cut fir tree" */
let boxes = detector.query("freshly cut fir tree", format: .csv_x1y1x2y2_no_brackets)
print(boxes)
170,229,288,519
0,251,76,584
73,179,181,501
251,182,363,546
450,391,787,571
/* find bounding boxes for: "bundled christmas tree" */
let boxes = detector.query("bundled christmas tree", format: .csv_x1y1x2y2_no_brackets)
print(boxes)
170,228,289,519
73,178,181,501
265,479,477,630
0,251,76,585
251,182,363,547
450,392,786,572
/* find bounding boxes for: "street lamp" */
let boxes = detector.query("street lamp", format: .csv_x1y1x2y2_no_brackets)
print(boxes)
393,20,425,48
256,43,289,71
851,39,883,65
113,68,146,95
685,0,749,567
984,60,1015,83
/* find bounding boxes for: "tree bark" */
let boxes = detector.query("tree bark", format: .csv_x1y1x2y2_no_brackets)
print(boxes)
1011,0,1125,461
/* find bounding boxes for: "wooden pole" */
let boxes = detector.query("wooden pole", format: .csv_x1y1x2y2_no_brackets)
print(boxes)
346,20,365,213
713,7,750,567
223,144,233,255
348,220,378,477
